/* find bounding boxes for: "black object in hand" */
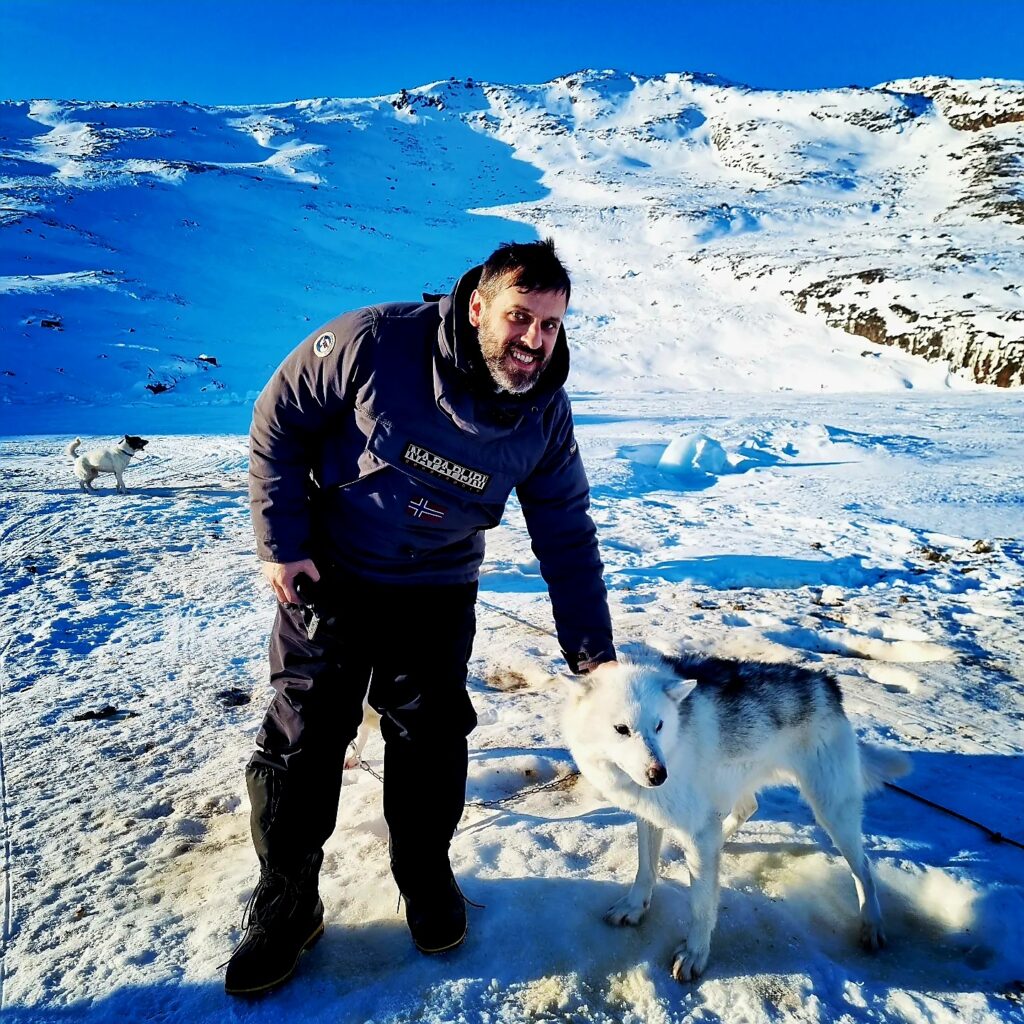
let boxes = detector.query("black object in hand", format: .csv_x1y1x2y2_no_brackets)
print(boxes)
294,573,320,606
294,573,323,640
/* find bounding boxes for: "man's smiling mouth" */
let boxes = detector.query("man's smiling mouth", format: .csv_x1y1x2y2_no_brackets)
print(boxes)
509,348,539,366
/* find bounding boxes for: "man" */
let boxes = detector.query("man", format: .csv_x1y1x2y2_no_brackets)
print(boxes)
226,239,616,995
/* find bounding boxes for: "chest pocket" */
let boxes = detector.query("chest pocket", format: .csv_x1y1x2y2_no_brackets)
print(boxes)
366,416,514,505
324,415,515,539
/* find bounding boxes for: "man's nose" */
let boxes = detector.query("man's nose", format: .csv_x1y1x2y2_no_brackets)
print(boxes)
521,320,543,348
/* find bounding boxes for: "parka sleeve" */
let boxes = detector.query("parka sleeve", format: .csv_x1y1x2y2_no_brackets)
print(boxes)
516,395,615,673
249,309,374,563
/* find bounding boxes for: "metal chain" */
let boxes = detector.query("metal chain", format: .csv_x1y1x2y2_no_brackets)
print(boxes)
475,602,1024,850
476,599,559,640
356,756,580,810
466,771,581,809
350,599,574,809
357,758,384,785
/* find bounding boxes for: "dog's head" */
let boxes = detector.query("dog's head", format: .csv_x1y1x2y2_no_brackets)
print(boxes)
563,659,697,789
123,435,149,452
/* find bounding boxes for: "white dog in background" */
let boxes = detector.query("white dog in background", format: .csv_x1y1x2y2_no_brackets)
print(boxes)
563,655,911,982
66,435,149,493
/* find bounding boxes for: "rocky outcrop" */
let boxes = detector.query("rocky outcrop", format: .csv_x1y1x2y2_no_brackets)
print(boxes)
883,76,1024,132
791,273,1023,387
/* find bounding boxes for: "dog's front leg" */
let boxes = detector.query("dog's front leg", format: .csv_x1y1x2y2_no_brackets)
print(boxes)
605,817,662,926
671,821,722,982
114,467,127,493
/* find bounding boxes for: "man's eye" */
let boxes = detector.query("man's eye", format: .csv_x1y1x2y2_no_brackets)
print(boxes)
543,322,559,332
614,724,630,736
510,311,528,322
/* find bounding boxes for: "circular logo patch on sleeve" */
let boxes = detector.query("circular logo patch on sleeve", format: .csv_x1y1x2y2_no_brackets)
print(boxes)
313,331,336,358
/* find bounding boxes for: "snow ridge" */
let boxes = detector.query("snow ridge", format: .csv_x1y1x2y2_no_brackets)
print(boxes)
1,70,1022,430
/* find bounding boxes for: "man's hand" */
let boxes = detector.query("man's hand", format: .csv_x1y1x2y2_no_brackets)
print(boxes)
581,658,619,675
260,558,320,605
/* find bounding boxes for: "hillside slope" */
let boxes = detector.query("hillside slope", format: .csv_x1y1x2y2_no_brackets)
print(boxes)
1,71,1021,431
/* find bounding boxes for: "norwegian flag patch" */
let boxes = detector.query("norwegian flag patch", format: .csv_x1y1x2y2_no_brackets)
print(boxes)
406,496,447,521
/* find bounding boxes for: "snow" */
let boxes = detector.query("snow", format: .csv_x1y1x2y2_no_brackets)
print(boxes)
1,67,1022,1024
3,71,1023,425
2,390,1023,1023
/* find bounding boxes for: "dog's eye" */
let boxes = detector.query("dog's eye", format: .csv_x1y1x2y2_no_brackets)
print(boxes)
655,720,663,733
614,724,630,736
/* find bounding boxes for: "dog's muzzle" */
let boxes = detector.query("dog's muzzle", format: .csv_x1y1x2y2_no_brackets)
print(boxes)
646,763,667,787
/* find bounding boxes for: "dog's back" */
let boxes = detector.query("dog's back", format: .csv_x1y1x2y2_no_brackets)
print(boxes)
664,653,845,761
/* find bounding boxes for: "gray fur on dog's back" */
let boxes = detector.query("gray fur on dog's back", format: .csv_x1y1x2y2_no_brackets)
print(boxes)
664,653,843,758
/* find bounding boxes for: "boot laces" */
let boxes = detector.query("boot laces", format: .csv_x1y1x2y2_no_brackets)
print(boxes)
218,870,308,970
243,869,305,933
395,871,485,914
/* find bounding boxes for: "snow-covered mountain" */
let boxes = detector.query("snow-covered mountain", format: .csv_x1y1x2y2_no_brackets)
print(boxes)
1,70,1022,431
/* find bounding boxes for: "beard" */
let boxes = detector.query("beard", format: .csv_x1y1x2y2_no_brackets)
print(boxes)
477,320,549,395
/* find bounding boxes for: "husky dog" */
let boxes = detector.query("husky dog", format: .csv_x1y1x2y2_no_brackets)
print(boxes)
66,435,149,493
563,655,910,982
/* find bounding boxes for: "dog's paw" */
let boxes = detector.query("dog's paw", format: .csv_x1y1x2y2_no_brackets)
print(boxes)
860,919,887,952
670,938,710,982
604,892,650,927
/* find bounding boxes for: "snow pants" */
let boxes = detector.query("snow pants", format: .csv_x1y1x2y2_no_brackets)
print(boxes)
246,568,478,894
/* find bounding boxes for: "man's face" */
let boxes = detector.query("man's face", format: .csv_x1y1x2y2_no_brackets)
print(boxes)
469,282,567,394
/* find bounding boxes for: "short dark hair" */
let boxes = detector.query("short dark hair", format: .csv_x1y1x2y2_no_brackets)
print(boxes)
477,238,571,304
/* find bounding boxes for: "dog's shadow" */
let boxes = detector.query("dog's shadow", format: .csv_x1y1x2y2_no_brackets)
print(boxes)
128,486,248,498
35,486,249,498
302,873,1009,1014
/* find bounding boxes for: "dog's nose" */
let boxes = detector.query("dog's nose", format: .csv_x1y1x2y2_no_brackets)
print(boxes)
647,763,667,787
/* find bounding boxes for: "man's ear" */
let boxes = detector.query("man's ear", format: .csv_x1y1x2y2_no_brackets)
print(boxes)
664,677,697,703
468,288,483,328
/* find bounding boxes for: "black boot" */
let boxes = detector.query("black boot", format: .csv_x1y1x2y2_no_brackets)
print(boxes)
403,866,467,954
224,867,324,995
391,839,468,955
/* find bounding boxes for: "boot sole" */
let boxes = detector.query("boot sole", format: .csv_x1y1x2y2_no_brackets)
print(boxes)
224,920,325,996
413,920,467,955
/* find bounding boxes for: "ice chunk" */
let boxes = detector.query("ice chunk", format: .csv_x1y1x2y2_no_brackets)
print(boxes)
657,433,730,477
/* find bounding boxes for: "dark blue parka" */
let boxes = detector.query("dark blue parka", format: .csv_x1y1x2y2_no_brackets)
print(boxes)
249,266,615,672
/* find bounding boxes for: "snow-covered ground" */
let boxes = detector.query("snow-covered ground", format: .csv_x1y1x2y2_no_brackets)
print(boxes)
2,62,1022,1024
2,389,1022,1023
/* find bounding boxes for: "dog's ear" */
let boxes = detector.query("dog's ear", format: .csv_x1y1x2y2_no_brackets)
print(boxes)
664,676,697,703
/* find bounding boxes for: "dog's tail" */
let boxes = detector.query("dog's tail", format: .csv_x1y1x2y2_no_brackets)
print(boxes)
860,743,912,793
65,437,82,459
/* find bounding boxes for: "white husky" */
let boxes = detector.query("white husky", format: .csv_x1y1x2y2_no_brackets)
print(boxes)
563,655,911,982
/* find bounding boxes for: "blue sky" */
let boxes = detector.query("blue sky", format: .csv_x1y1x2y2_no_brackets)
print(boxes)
1,0,1021,104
